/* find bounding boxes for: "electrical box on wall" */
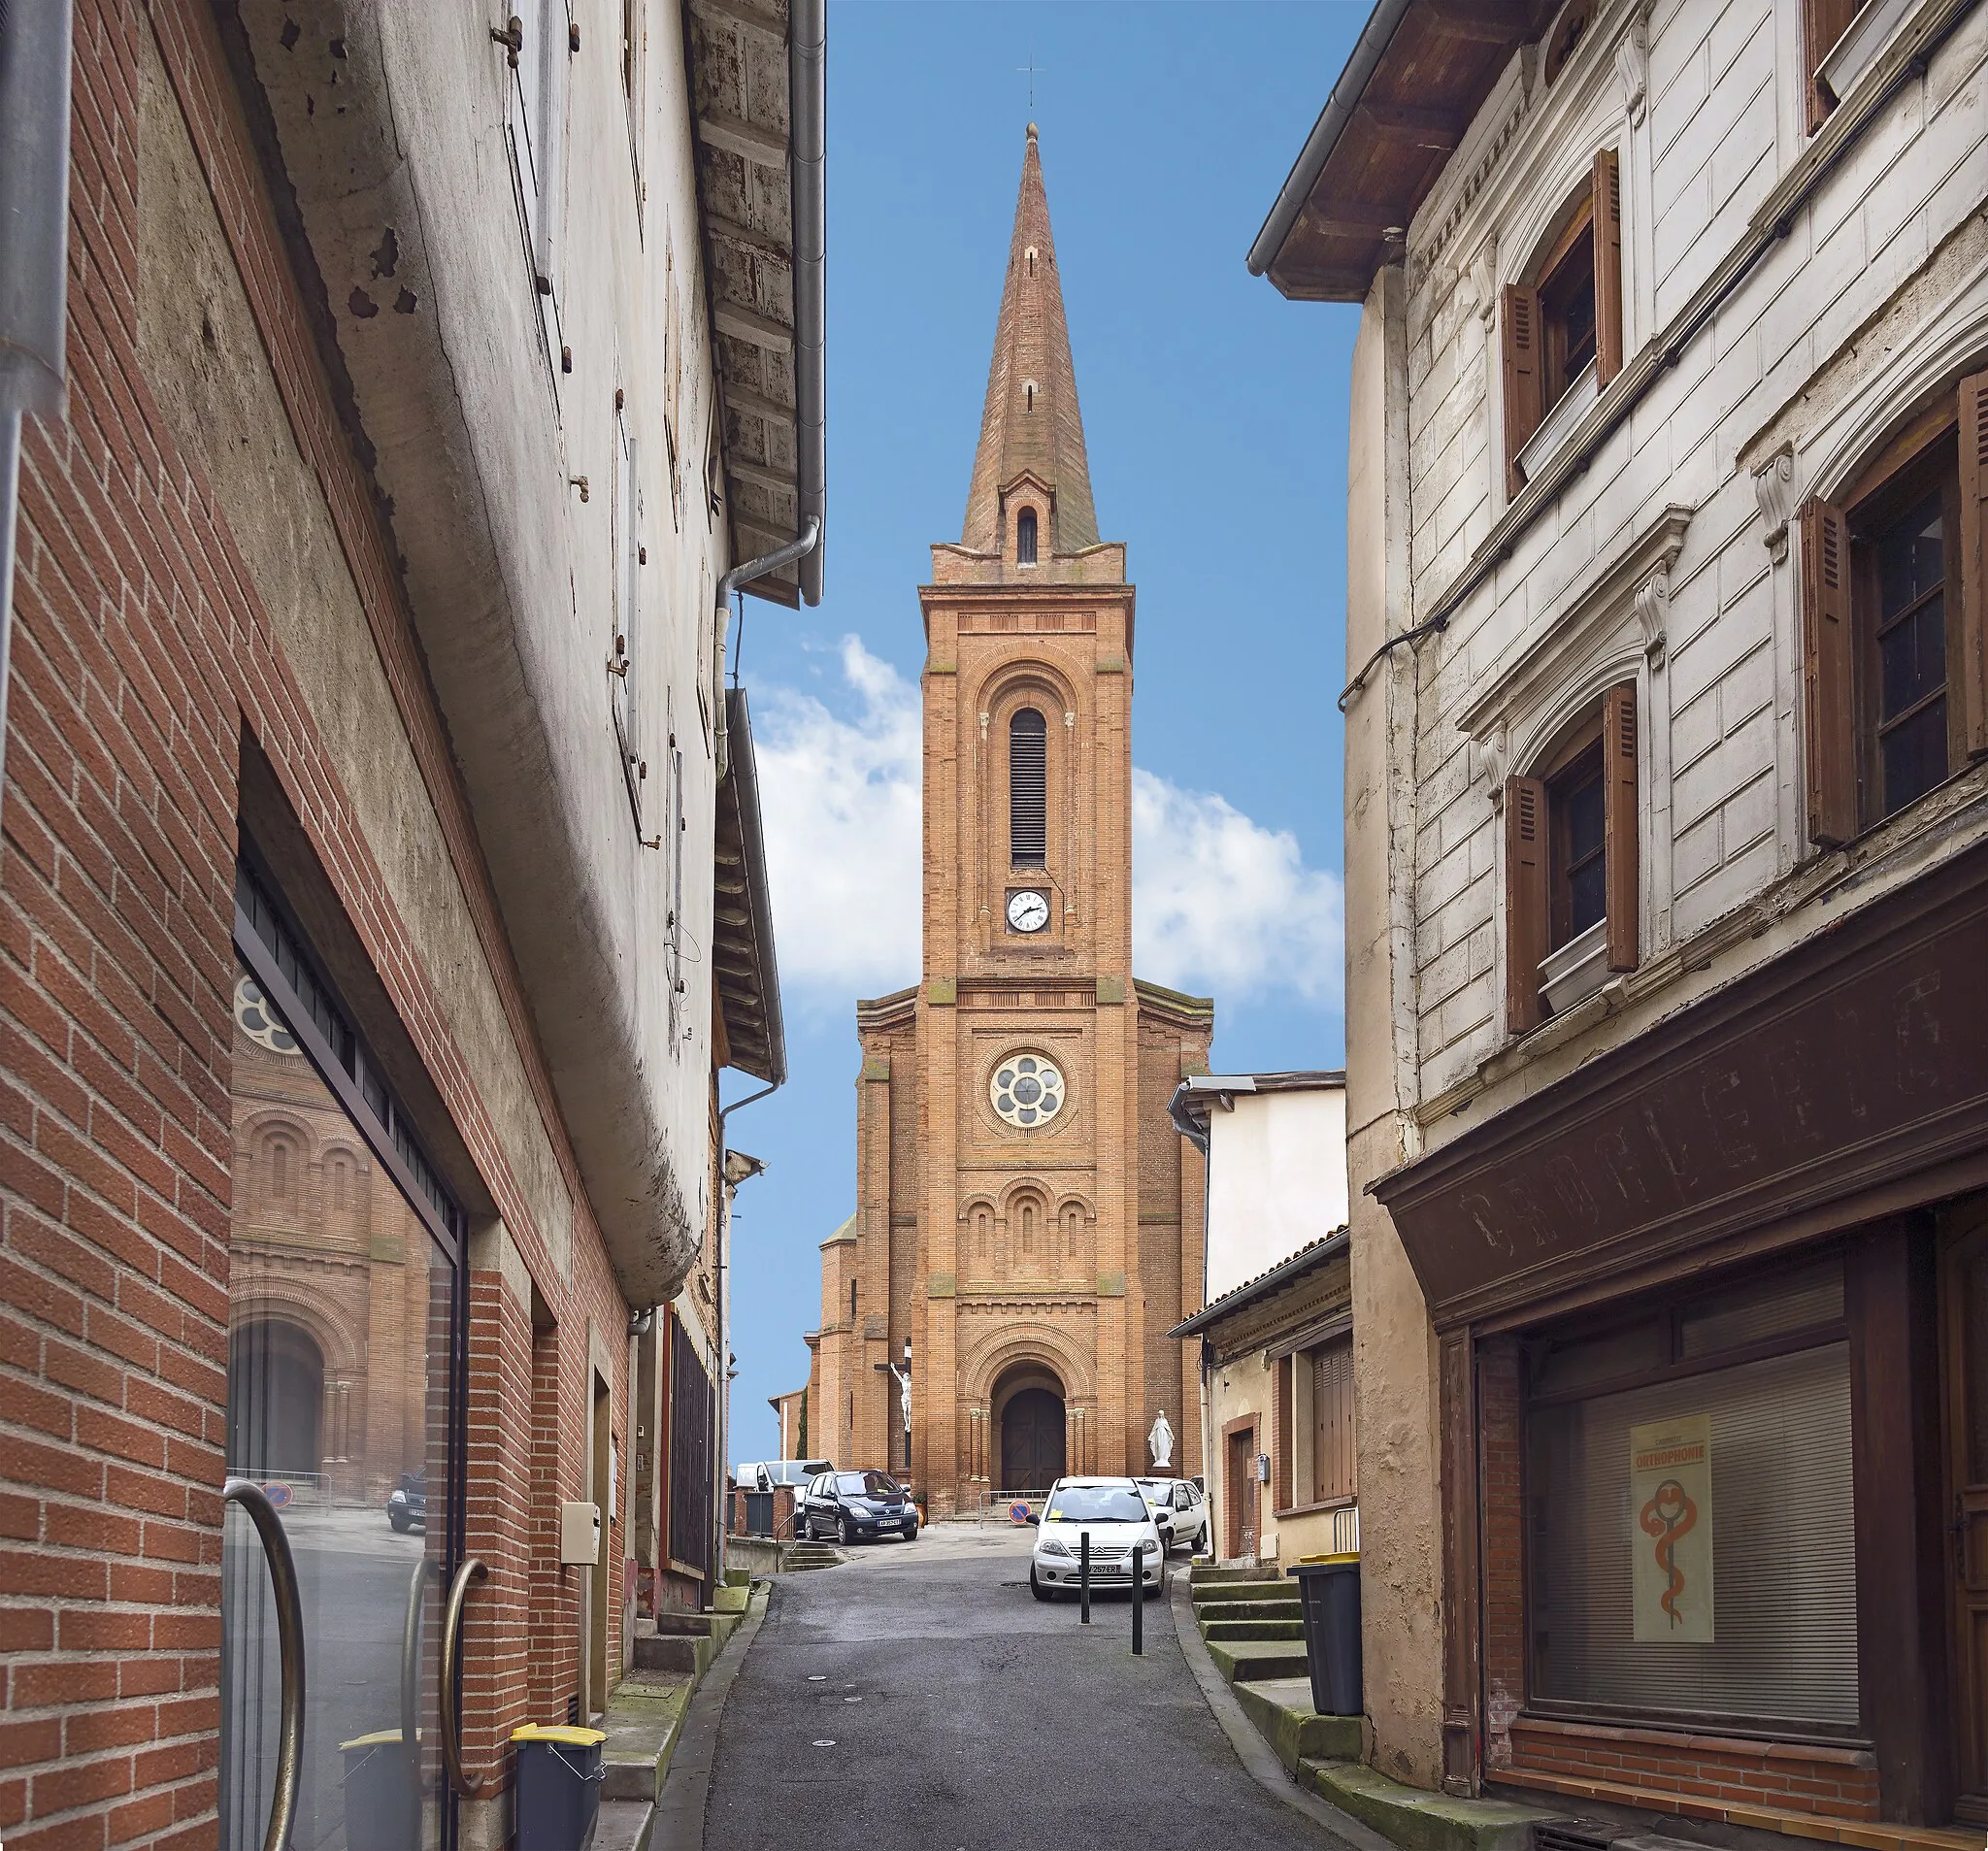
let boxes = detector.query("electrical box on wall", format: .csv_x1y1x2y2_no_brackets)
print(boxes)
561,1501,601,1566
1255,1453,1271,1484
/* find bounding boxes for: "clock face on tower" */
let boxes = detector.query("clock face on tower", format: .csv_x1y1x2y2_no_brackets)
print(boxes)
1007,888,1050,934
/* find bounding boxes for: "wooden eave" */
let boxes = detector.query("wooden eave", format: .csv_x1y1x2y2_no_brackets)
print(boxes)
1262,0,1556,302
712,688,785,1084
685,0,804,602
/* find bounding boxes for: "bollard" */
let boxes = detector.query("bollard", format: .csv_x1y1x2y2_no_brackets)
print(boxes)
1131,1540,1144,1656
1079,1532,1091,1623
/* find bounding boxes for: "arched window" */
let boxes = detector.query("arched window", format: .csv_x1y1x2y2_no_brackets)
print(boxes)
1016,507,1038,563
1023,382,1036,413
975,1206,991,1259
270,1140,289,1200
1019,1201,1036,1254
1009,708,1047,867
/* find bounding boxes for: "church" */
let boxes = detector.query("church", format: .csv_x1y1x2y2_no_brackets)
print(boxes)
804,127,1213,1518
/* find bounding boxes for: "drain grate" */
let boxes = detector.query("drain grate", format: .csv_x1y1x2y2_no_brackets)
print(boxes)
1536,1823,1613,1851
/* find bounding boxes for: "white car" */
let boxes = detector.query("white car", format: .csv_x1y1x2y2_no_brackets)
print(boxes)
1028,1477,1164,1602
1136,1476,1209,1554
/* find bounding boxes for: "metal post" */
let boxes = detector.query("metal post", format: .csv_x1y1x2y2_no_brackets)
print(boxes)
1131,1540,1144,1656
1079,1531,1090,1622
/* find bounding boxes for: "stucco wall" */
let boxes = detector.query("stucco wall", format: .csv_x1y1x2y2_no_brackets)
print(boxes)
1205,1088,1348,1300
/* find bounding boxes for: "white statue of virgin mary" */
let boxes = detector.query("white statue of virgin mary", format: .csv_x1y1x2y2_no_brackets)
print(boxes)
1147,1408,1175,1471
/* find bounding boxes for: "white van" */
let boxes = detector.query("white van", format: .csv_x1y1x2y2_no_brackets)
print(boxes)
737,1458,832,1493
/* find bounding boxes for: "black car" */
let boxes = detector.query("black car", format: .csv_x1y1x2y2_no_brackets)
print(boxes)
800,1469,918,1544
385,1469,427,1533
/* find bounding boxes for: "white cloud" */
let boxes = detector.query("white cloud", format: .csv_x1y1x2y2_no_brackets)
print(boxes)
754,638,1342,1010
754,638,923,998
1129,770,1342,1008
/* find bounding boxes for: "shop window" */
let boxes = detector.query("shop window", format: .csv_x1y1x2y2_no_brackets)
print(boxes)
1016,506,1038,564
1799,372,1987,845
1504,683,1640,1036
1010,707,1048,866
1503,150,1623,498
1524,1260,1855,1731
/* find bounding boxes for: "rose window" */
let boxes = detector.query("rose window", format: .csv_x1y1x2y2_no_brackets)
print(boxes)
990,1053,1065,1129
235,974,299,1055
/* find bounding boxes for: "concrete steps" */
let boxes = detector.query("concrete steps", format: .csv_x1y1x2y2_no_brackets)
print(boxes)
1196,1597,1302,1625
782,1541,844,1571
1204,1636,1311,1684
1201,1615,1305,1643
1189,1574,1291,1604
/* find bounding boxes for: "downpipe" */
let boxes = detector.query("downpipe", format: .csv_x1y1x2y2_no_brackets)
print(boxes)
713,516,820,781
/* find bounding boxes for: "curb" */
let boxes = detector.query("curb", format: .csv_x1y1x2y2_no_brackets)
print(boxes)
646,1580,775,1851
1167,1570,1398,1851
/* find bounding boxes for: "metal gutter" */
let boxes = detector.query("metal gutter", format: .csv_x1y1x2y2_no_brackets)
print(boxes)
789,0,825,607
713,514,819,779
1245,0,1411,277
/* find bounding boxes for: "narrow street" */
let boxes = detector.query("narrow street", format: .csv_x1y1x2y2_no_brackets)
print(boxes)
703,1528,1351,1851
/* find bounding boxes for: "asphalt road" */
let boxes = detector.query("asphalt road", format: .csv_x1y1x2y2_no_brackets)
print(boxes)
703,1523,1351,1851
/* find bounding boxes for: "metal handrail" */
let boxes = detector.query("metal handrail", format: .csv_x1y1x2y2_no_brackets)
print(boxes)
400,1558,433,1835
439,1557,488,1799
224,1479,306,1851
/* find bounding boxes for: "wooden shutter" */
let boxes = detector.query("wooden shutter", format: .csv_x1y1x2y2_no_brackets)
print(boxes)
1502,284,1543,501
1960,371,1988,757
1593,148,1624,388
1274,1355,1293,1512
1802,0,1859,133
1311,1339,1355,1505
1504,775,1549,1034
1603,682,1640,972
1800,498,1858,845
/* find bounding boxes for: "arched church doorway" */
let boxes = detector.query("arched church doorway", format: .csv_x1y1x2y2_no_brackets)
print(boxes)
994,1365,1066,1491
227,1316,324,1480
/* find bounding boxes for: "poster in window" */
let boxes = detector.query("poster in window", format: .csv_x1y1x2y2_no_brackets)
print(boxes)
1630,1413,1713,1642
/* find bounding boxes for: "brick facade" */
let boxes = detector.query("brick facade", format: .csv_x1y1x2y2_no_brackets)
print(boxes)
0,2,748,1843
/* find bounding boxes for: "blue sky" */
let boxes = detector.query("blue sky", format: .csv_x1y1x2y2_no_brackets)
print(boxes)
724,1,1367,1465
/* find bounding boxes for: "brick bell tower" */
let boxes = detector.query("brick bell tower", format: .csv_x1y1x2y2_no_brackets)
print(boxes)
832,126,1211,1518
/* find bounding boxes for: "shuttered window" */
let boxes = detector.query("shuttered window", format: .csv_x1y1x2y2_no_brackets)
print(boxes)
1016,507,1038,566
1503,155,1625,497
1799,370,1987,845
1504,680,1639,1036
1010,708,1047,868
1310,1338,1356,1505
1527,1326,1857,1729
1802,0,1860,133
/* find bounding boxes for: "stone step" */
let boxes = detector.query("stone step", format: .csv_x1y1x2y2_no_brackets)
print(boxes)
1196,1598,1302,1624
1189,1563,1275,1585
1201,1616,1305,1643
1205,1636,1310,1684
646,1611,715,1637
1305,1759,1554,1851
1189,1577,1290,1604
632,1632,711,1677
1230,1677,1364,1770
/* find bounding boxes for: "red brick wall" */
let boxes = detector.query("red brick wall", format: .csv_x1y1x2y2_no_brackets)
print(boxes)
1503,1717,1880,1821
1476,1339,1880,1824
0,2,646,1842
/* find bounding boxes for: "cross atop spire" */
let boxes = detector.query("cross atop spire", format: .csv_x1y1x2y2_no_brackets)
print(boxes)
960,125,1100,557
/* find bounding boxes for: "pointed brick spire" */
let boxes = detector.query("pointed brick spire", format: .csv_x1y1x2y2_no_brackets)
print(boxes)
961,124,1100,555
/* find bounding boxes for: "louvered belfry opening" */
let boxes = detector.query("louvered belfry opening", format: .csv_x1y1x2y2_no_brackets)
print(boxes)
1010,708,1048,867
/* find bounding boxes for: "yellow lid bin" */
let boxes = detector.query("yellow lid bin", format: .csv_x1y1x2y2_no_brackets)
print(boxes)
513,1724,608,1850
338,1728,419,1851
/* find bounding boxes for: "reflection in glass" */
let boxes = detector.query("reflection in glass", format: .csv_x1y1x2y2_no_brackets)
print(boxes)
221,966,454,1851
